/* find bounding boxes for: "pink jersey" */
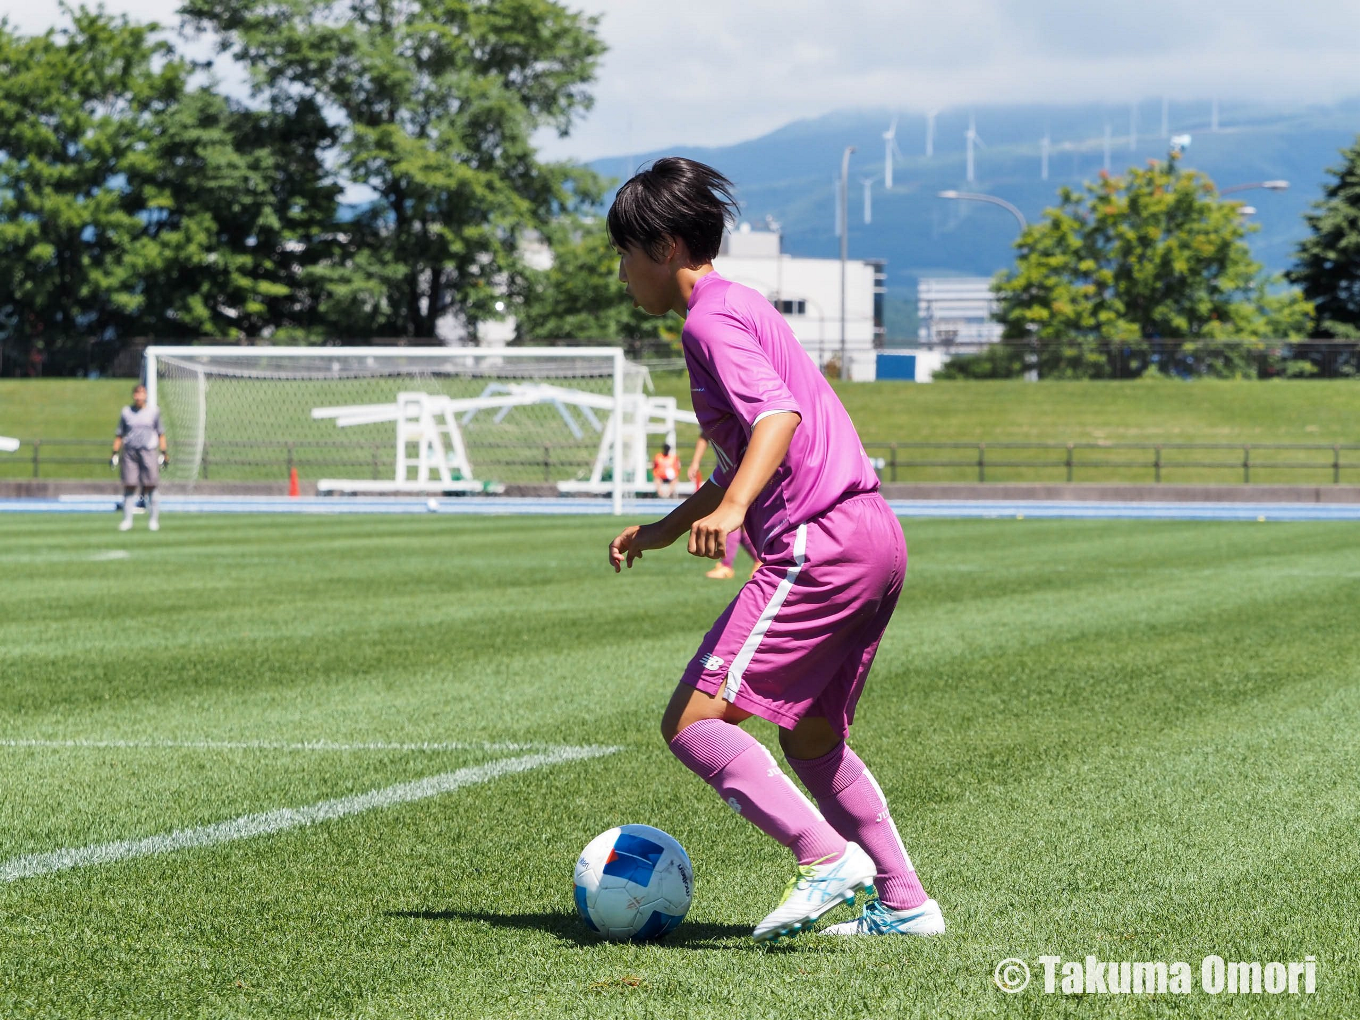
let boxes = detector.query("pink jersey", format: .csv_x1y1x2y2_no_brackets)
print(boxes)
683,272,879,556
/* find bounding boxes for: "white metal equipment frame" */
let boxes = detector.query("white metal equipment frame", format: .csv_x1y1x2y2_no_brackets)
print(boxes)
143,345,630,513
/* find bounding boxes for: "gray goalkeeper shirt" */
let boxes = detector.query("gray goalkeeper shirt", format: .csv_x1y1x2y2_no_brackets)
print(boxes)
116,406,164,450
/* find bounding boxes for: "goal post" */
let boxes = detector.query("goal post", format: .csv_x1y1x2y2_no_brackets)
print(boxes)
143,346,635,513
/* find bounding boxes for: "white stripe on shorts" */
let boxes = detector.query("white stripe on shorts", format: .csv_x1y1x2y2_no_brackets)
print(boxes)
723,523,808,702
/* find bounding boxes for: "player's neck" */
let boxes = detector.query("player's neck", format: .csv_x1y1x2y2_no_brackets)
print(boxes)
673,264,716,318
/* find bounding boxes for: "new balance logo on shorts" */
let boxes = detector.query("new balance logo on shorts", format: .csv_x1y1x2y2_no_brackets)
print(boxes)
703,654,725,672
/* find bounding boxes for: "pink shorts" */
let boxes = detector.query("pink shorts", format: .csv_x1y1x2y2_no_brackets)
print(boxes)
681,493,906,736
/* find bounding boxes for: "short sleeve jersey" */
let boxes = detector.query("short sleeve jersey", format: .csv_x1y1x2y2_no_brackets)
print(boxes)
116,405,164,450
682,272,879,553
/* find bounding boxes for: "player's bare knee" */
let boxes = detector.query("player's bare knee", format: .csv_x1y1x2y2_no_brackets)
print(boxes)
779,717,841,761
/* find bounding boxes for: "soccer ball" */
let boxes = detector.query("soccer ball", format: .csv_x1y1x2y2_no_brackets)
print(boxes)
573,824,693,940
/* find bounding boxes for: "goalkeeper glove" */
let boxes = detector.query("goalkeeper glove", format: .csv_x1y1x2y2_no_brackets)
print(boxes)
158,452,168,468
110,452,120,469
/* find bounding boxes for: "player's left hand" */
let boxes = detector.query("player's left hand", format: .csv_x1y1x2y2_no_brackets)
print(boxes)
158,452,168,467
688,503,745,560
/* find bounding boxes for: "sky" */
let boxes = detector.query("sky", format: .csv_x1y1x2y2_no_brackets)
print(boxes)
13,0,1360,162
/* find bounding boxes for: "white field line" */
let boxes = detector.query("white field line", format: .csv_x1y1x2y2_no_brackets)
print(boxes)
0,738,582,754
1,745,618,883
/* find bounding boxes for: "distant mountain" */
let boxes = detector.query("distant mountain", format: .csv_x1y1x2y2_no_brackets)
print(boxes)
589,98,1360,304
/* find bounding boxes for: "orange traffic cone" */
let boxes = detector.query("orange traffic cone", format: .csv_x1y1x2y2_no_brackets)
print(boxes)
288,467,300,498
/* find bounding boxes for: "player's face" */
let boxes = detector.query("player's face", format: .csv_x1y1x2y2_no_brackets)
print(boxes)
617,243,675,317
132,387,147,410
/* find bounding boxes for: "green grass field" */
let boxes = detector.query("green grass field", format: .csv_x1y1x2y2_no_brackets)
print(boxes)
3,376,1358,484
3,513,1358,1018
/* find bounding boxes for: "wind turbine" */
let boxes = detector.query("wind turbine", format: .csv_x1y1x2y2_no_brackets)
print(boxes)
1103,122,1112,172
881,116,902,189
1129,102,1138,150
925,109,939,158
965,113,984,183
1161,96,1170,137
1040,132,1050,181
1211,97,1220,132
862,176,877,224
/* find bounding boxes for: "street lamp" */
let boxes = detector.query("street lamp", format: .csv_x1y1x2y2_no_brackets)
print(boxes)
937,190,1028,232
1220,180,1289,196
839,145,855,381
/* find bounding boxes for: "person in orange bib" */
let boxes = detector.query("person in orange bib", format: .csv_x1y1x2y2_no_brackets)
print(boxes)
653,443,680,498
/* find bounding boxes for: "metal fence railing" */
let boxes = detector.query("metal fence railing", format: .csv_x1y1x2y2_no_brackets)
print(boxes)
3,438,601,484
7,438,1360,486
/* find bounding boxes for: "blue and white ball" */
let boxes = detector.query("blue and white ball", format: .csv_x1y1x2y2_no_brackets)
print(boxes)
573,824,693,940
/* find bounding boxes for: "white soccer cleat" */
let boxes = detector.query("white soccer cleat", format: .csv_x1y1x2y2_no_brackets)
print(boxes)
752,842,875,942
820,894,946,936
118,519,134,532
148,519,159,532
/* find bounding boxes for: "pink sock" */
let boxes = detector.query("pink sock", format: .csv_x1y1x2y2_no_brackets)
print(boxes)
721,528,742,568
788,743,928,910
670,719,846,865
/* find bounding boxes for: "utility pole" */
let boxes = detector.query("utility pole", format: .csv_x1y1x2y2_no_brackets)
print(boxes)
839,145,855,381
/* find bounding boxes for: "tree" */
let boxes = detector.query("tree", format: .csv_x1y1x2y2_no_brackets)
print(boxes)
131,89,346,340
0,7,340,373
182,0,606,341
983,154,1312,379
0,8,196,371
513,217,675,358
1289,136,1360,340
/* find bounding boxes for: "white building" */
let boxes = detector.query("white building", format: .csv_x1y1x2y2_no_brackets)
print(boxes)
441,224,887,377
916,277,1003,348
715,225,885,380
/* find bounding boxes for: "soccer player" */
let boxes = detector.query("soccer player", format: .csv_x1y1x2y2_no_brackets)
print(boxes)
606,158,944,941
652,442,680,498
111,383,167,532
689,436,761,579
704,524,761,580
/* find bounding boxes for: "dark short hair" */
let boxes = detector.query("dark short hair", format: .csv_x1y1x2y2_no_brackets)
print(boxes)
132,383,147,392
607,157,739,265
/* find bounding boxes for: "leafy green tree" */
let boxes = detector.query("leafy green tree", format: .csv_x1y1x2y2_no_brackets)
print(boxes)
131,89,346,340
982,154,1312,379
0,8,194,371
0,7,340,372
182,0,606,340
1289,136,1360,340
514,217,675,357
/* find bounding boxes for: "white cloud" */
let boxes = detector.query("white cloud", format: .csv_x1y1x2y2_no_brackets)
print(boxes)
544,0,1360,160
16,0,1360,162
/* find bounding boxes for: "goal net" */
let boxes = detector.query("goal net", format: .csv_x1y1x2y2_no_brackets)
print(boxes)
145,346,650,511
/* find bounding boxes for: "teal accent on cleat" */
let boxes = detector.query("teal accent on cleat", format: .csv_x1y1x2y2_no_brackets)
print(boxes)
752,843,876,942
819,895,946,937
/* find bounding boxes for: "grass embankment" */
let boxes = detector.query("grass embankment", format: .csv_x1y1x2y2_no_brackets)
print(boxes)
2,377,1357,483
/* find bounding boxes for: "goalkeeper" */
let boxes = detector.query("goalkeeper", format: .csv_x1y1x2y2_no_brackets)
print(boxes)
111,383,167,532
